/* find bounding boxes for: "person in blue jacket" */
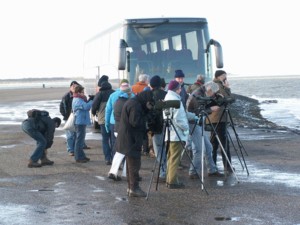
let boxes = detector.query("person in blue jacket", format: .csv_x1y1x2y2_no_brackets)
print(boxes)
72,85,94,163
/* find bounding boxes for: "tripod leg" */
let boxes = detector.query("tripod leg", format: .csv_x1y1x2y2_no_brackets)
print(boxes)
146,121,168,200
227,109,250,175
207,116,239,182
227,130,244,170
170,119,209,195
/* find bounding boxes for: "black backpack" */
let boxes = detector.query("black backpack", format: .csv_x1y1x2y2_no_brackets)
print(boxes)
27,109,49,119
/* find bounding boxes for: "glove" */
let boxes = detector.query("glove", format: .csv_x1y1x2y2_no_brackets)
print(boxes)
105,124,110,133
88,95,95,101
194,116,199,122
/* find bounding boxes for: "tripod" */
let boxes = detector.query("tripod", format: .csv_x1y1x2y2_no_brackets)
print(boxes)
146,110,208,200
214,103,249,175
189,105,239,186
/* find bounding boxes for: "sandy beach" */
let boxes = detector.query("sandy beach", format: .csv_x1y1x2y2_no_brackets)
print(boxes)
0,87,300,225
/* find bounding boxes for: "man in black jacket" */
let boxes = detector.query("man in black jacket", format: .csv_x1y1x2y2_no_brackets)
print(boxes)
22,109,61,168
115,90,154,197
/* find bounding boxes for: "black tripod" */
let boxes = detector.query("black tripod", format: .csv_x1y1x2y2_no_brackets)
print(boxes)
146,109,208,200
214,103,249,175
189,104,239,185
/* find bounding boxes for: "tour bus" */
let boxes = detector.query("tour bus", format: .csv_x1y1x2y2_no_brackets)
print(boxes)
83,17,223,95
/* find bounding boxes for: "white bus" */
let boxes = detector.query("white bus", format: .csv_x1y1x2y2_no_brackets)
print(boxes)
83,17,223,94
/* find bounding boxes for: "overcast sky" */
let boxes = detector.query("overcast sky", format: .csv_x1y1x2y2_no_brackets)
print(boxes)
0,0,299,79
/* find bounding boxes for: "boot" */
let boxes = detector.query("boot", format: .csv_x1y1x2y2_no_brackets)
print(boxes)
128,187,147,197
28,160,42,168
41,151,54,166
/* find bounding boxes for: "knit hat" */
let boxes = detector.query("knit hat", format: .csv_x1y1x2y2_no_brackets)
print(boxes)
120,79,129,85
214,70,226,78
53,117,61,127
97,75,109,87
168,80,180,91
150,75,161,88
174,69,185,78
70,81,80,87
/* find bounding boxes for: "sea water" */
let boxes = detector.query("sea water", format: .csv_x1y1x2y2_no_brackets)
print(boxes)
230,75,300,131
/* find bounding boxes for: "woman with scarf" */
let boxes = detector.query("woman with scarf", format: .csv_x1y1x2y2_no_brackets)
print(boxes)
72,85,94,163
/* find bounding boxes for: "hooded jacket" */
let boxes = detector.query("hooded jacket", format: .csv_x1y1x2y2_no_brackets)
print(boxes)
116,90,154,157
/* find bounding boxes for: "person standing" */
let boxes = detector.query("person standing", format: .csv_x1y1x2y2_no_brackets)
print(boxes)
208,70,234,173
148,75,167,182
60,81,79,156
72,85,94,163
60,81,90,156
131,74,150,95
92,79,115,165
132,74,151,155
186,82,224,178
105,79,134,161
186,74,205,94
115,90,154,197
22,109,61,168
107,86,132,181
163,80,194,189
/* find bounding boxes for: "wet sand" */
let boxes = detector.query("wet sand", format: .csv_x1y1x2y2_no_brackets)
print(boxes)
0,88,300,224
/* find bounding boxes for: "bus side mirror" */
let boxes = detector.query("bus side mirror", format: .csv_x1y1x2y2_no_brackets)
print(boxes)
206,39,224,68
118,39,127,70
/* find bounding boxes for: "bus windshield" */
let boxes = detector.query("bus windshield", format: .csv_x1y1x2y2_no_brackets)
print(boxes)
125,20,209,84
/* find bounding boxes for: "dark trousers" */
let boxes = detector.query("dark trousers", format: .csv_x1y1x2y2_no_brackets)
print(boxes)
126,156,141,190
210,122,231,170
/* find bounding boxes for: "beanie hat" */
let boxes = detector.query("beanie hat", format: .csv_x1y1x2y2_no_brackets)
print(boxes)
120,79,129,85
53,117,61,127
150,75,161,88
98,75,109,87
214,70,226,78
168,80,180,91
174,69,185,78
70,81,80,87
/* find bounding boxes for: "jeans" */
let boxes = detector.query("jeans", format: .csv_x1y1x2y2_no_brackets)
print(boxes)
189,124,218,175
211,122,231,170
22,120,46,162
74,124,87,160
188,124,202,175
100,124,112,162
66,129,75,153
152,133,167,178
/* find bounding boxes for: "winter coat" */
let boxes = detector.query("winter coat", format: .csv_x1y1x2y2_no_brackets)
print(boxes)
132,81,148,94
22,115,56,149
72,97,93,125
116,91,154,158
105,89,135,127
149,87,167,134
113,92,131,133
207,79,232,123
91,82,114,125
163,90,192,142
59,91,73,121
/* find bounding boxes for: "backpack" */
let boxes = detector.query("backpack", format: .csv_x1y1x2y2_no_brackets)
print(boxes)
27,109,49,119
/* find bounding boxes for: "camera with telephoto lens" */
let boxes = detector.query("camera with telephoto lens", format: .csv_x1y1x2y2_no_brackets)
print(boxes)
154,100,181,110
214,94,235,106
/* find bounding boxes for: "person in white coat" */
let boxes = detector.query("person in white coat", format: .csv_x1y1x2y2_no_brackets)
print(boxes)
163,80,196,189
